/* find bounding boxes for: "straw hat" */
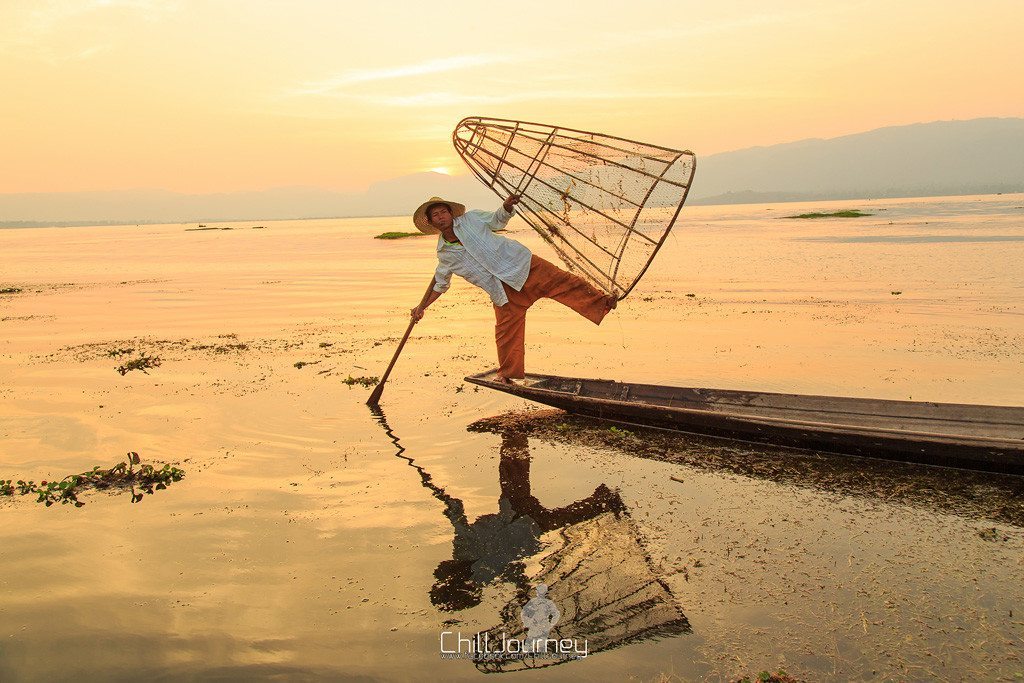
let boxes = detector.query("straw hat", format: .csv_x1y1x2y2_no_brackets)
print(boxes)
413,196,466,234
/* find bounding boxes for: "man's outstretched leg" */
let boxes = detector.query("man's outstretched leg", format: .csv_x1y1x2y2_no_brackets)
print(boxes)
522,255,615,325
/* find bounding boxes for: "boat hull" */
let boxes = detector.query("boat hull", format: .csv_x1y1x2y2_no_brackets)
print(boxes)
464,370,1024,475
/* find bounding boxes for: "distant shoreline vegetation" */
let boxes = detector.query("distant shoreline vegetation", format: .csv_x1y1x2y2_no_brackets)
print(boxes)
374,231,428,240
783,210,873,219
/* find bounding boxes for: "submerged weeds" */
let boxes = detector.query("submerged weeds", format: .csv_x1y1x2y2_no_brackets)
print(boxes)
116,354,161,375
735,671,801,683
978,527,1009,542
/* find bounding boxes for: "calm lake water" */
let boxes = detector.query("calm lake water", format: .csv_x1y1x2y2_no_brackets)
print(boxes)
1,194,1023,681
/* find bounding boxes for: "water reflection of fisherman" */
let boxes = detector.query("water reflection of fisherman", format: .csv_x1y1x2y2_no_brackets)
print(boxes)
423,432,625,611
371,407,690,671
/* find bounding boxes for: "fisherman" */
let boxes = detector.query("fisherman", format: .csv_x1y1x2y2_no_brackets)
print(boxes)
410,195,616,384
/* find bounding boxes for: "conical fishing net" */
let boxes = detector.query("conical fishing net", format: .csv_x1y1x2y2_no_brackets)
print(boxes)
454,117,696,299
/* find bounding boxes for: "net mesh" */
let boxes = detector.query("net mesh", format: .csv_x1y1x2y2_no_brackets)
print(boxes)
453,117,696,299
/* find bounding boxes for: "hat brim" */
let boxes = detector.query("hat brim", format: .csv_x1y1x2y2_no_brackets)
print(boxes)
413,197,467,234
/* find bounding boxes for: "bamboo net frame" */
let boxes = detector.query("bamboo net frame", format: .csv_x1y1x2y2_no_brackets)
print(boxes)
454,117,697,299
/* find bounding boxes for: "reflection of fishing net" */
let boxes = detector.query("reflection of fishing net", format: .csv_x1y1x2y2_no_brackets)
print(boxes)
474,511,690,673
454,117,696,299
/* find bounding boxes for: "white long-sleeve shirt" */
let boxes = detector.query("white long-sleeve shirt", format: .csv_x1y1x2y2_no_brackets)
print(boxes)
432,205,532,306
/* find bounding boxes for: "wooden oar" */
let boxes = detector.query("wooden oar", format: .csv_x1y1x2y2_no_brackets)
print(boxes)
366,278,437,406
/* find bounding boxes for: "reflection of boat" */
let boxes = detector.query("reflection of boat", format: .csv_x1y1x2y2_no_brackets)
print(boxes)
465,369,1024,474
471,410,1024,528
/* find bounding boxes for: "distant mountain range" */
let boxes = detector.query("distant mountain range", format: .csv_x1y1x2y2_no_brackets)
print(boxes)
687,117,1024,204
0,173,496,228
2,117,1022,227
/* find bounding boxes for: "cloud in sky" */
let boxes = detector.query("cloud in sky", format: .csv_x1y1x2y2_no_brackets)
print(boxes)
14,0,177,35
280,14,811,111
0,0,179,62
343,89,783,108
291,54,512,96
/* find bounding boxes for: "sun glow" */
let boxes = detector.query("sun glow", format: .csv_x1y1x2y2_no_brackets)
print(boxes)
429,167,451,175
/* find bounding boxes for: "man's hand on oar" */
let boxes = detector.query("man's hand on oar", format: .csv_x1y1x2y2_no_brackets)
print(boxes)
411,305,425,323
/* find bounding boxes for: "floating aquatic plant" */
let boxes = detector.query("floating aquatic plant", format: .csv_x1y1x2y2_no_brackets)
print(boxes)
1,452,184,508
342,375,379,388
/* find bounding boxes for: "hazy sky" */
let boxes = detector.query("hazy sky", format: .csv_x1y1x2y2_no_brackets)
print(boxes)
1,0,1021,194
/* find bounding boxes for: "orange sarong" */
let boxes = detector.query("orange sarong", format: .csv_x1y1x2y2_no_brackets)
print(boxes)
493,255,610,379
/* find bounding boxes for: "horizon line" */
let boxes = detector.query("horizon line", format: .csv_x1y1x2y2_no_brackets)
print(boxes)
4,189,1021,231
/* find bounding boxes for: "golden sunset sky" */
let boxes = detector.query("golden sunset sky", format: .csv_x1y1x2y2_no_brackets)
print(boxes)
1,0,1021,194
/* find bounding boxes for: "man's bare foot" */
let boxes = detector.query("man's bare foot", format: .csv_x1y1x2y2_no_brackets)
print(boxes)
495,374,514,385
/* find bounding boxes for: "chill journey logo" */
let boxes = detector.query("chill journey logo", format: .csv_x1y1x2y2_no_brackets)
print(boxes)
439,584,589,661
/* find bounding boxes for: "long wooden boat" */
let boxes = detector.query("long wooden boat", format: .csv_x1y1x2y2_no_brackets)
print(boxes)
464,369,1024,475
